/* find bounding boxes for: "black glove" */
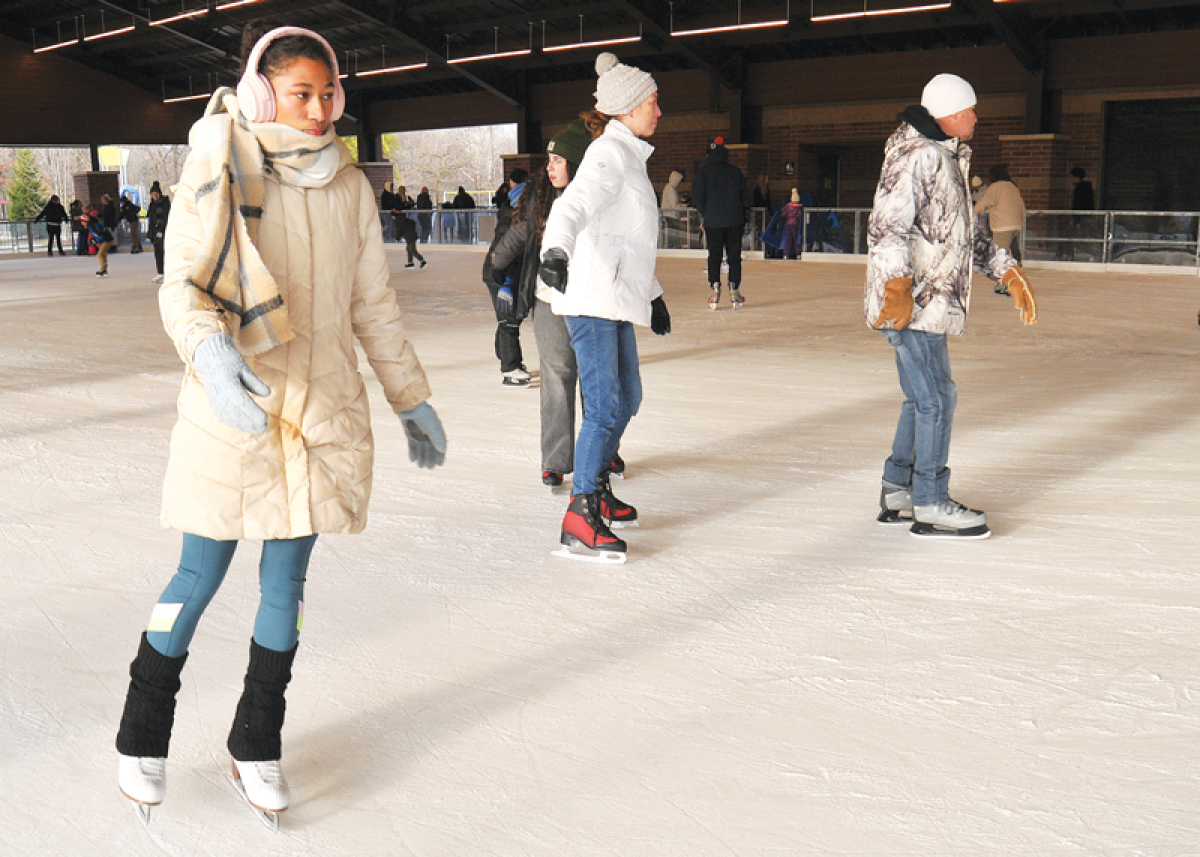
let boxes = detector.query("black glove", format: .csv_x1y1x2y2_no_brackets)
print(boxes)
539,248,569,292
650,296,671,335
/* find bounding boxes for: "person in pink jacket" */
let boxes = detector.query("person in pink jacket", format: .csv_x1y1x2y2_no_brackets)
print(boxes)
114,23,446,827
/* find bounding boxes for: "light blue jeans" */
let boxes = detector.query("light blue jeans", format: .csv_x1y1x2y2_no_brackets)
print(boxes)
566,316,642,496
146,534,317,658
881,328,957,507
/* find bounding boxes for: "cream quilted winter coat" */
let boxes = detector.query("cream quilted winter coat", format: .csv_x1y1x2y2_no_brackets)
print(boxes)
159,137,430,541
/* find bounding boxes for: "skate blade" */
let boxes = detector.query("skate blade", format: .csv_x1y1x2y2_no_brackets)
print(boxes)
125,798,154,826
606,519,639,529
876,509,913,525
552,545,627,564
909,522,991,539
229,772,284,831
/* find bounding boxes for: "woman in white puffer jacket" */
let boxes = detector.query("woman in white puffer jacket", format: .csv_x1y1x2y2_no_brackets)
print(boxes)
539,53,671,563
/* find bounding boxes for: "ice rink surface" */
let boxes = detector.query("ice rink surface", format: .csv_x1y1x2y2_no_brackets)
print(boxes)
2,247,1199,855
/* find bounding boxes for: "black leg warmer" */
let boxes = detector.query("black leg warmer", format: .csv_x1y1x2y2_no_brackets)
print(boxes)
115,633,188,758
227,639,298,762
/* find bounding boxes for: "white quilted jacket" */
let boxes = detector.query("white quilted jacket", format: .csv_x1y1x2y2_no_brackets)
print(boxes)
541,118,663,325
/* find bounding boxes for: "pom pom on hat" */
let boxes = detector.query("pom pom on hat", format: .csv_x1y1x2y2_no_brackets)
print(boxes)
594,51,658,117
921,73,976,119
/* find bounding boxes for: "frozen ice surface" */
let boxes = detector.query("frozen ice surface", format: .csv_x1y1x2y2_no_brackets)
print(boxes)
1,249,1198,855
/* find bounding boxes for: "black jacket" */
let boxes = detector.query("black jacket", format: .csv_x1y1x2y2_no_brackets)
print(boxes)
101,201,118,230
692,145,748,229
147,197,171,238
416,191,433,210
120,198,140,223
1072,180,1095,211
35,201,69,225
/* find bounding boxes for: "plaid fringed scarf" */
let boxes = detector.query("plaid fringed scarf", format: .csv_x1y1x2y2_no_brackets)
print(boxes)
181,87,345,355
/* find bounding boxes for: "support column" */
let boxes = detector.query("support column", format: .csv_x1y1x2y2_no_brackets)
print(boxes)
1024,68,1045,134
999,134,1072,209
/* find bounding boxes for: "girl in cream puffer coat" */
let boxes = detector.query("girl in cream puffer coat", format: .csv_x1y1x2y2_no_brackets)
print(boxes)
115,25,445,823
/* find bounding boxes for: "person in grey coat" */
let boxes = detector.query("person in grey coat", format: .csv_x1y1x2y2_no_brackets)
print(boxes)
692,137,748,309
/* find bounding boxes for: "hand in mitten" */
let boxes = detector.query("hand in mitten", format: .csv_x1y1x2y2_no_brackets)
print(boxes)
397,401,447,469
873,277,914,330
539,248,569,293
650,296,671,336
192,333,270,434
497,280,514,310
1001,266,1038,325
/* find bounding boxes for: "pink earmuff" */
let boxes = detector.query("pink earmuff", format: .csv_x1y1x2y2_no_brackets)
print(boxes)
236,26,345,124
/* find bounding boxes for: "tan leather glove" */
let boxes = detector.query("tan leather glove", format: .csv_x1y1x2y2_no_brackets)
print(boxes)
874,277,914,330
1001,266,1038,325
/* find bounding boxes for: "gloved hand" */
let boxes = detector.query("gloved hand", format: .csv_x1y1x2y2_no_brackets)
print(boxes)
192,333,270,434
1001,266,1038,325
539,248,569,293
874,277,914,330
651,296,671,335
397,401,447,469
497,285,514,310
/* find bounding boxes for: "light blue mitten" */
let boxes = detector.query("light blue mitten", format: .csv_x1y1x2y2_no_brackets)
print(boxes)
192,333,271,434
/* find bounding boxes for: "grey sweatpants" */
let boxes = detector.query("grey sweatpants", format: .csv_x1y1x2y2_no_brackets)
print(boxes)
531,299,577,475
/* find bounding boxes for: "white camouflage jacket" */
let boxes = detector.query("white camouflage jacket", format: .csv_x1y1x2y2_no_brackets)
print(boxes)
864,113,1016,335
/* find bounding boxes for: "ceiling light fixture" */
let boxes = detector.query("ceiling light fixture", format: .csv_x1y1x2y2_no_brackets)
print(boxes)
357,47,427,77
83,10,136,42
31,18,80,53
446,25,532,64
162,74,213,104
542,16,643,53
670,0,789,36
810,0,951,22
151,2,208,27
215,0,261,10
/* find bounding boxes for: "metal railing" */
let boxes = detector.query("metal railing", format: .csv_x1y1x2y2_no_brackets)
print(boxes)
8,208,1199,270
0,217,150,256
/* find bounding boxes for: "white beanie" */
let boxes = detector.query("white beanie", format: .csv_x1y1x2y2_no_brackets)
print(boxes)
594,52,657,117
921,73,976,119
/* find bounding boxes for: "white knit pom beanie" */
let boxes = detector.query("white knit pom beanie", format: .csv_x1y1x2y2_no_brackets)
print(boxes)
594,52,657,117
921,73,976,119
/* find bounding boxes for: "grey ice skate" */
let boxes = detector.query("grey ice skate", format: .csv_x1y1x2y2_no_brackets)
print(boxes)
910,499,990,539
876,479,912,524
729,286,745,309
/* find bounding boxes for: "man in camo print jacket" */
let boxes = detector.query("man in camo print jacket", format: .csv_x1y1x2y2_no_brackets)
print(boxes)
865,73,1038,538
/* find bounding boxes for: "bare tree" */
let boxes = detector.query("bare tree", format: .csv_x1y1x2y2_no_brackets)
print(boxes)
31,147,90,201
125,145,190,202
383,124,517,204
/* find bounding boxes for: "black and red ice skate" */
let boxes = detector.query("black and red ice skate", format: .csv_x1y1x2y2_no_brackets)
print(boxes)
597,472,638,528
556,493,627,564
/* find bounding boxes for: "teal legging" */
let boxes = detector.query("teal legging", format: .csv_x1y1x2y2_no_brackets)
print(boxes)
145,533,317,658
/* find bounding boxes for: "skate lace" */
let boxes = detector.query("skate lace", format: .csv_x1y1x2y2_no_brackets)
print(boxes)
138,757,166,779
253,761,286,787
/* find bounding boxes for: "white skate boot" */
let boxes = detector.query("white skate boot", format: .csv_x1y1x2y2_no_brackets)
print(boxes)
708,283,721,310
876,479,912,524
118,754,166,823
729,286,745,309
910,499,990,539
231,758,290,829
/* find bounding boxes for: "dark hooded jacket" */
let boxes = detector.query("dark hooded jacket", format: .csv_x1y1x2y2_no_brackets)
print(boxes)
692,144,748,229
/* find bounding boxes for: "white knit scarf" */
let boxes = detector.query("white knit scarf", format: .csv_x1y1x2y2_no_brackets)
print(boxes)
181,87,345,355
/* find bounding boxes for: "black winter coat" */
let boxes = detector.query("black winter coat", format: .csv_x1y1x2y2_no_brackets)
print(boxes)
693,146,748,229
147,197,171,239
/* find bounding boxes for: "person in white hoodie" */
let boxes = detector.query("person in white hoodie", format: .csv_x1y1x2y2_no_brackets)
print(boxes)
539,53,672,563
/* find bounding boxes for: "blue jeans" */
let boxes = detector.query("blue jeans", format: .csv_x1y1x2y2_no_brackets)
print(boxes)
146,534,317,657
566,316,642,495
881,328,957,507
